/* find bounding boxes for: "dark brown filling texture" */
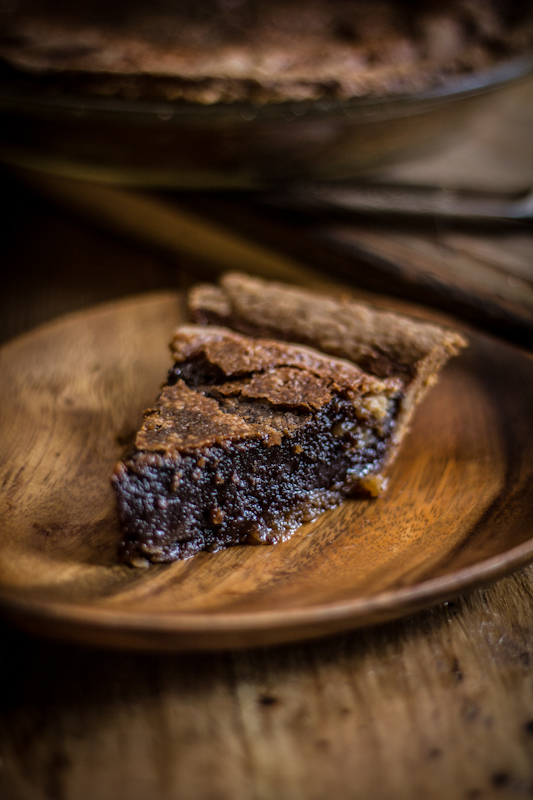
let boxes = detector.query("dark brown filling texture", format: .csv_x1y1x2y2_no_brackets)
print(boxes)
116,394,398,564
113,329,401,566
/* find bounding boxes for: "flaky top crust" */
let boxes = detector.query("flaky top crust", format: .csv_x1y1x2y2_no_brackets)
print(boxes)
189,273,467,381
135,325,399,456
170,325,397,395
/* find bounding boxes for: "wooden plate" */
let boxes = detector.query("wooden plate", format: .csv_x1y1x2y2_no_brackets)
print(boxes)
1,292,532,651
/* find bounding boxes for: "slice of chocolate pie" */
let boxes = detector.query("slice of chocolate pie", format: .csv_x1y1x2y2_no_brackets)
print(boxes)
113,275,466,566
113,325,405,566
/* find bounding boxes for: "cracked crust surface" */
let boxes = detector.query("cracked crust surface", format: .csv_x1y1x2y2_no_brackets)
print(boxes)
189,274,466,378
188,272,467,457
136,325,399,455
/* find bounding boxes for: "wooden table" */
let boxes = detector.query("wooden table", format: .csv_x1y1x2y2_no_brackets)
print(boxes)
1,103,533,799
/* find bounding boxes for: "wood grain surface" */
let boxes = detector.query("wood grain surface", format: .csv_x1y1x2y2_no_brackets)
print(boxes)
1,571,533,800
1,290,532,650
15,169,533,347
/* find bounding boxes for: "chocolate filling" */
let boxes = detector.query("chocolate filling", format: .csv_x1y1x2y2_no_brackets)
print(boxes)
113,339,401,565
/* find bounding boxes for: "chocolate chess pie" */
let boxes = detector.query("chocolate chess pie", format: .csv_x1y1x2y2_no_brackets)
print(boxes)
113,276,466,566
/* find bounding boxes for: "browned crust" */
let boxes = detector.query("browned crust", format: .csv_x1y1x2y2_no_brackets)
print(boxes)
1,1,532,104
136,324,399,456
188,273,467,464
188,274,467,377
169,325,397,395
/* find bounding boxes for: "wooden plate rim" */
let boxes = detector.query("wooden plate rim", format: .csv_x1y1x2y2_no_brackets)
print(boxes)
1,536,532,637
1,292,533,648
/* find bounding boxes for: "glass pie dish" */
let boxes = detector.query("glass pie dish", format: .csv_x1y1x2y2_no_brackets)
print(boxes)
0,53,532,189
